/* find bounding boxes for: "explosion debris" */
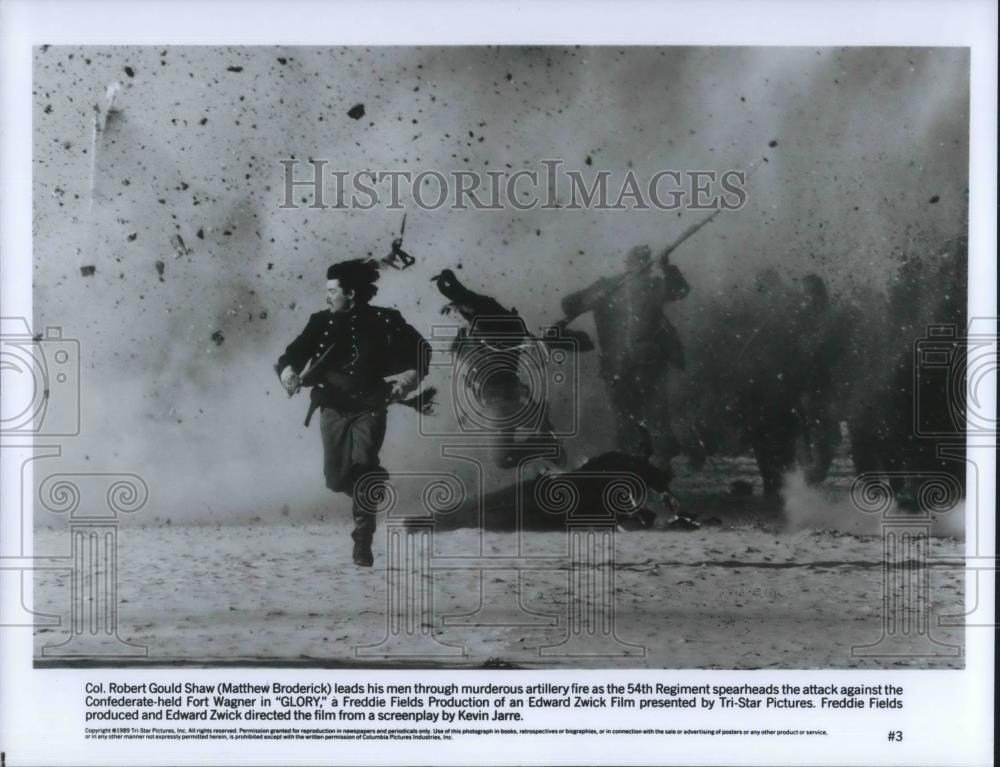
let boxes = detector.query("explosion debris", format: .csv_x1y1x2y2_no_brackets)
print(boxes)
33,46,970,538
169,234,191,257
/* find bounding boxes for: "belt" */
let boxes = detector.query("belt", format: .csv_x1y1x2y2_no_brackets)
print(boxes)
303,381,392,427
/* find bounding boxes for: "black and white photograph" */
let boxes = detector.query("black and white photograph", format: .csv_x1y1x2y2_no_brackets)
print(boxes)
1,1,995,766
24,41,972,668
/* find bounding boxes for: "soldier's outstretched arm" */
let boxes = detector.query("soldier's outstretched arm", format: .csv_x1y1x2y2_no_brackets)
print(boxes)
384,313,432,400
560,277,607,324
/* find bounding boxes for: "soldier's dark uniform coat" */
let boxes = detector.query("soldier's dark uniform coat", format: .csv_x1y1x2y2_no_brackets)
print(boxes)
277,304,429,539
278,305,428,411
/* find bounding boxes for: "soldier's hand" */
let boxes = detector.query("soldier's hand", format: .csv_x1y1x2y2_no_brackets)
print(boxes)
279,366,301,396
386,370,419,401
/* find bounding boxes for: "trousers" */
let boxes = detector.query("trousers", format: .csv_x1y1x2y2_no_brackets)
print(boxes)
319,406,388,540
606,363,678,459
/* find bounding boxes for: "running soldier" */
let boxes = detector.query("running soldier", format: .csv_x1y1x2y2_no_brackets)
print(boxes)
276,259,430,567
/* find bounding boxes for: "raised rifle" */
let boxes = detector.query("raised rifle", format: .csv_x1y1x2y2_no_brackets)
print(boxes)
554,208,716,340
559,156,766,331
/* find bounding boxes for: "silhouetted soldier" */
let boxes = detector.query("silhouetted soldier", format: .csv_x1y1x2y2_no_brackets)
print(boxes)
431,268,561,468
846,238,969,506
734,270,845,497
560,245,689,459
729,269,800,498
276,259,430,566
793,273,843,484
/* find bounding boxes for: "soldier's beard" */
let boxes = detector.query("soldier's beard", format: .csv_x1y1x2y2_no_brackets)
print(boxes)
327,298,355,313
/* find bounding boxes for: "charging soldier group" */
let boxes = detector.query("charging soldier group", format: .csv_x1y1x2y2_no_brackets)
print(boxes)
278,228,949,567
276,247,691,567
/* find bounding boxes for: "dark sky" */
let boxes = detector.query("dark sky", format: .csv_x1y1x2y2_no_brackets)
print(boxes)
32,46,969,523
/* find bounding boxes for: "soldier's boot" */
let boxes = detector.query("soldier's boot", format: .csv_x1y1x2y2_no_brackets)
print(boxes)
351,529,374,568
350,465,387,568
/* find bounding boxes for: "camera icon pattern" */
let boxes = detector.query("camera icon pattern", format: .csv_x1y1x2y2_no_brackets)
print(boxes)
419,318,580,441
0,317,80,437
7,312,991,663
2,317,145,658
914,318,998,437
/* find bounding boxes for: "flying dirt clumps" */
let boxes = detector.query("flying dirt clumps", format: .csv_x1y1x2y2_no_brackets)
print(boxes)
169,234,191,257
347,103,365,120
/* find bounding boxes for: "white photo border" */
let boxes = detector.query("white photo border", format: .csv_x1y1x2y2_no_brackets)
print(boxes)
1,1,995,765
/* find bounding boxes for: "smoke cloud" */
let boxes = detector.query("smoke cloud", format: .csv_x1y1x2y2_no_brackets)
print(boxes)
31,46,969,526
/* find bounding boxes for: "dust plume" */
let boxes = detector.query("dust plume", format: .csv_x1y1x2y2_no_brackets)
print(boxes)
30,47,969,526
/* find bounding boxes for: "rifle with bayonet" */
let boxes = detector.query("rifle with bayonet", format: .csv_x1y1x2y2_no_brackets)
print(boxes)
554,205,718,335
556,156,765,335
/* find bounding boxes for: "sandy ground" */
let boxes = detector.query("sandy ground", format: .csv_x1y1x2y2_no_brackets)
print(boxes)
32,459,965,669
